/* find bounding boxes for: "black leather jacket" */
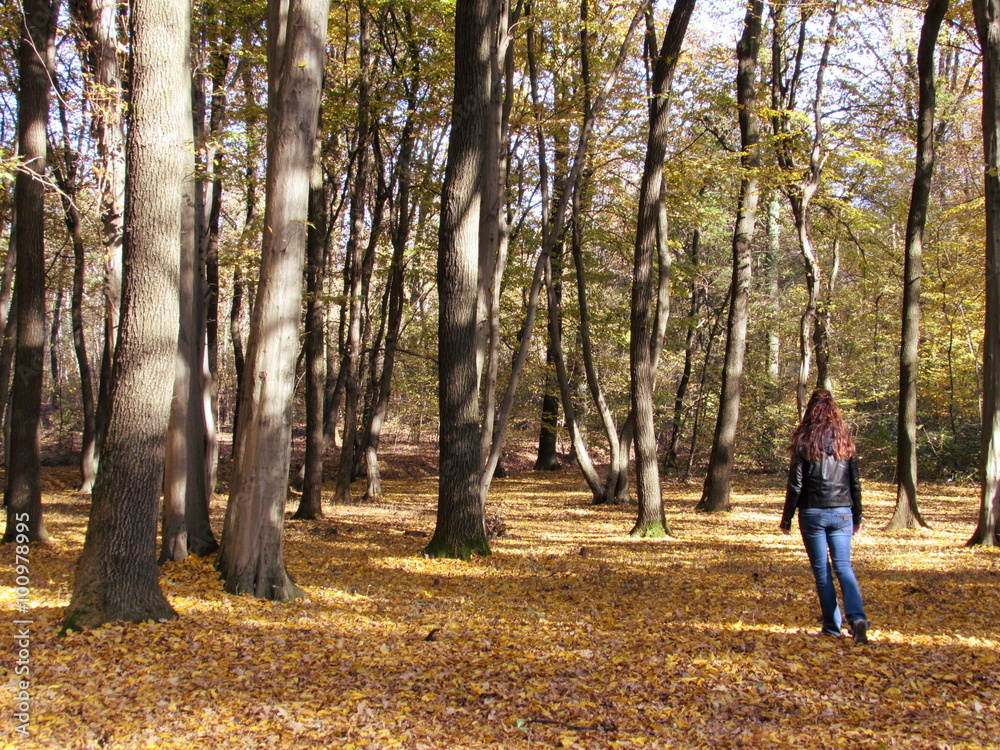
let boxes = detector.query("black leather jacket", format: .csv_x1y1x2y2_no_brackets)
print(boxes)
780,450,862,530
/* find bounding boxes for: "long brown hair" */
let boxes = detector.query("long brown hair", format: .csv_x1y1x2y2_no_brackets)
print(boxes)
789,389,856,461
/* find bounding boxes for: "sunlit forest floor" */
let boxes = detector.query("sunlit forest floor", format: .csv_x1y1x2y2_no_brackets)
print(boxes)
1,458,998,749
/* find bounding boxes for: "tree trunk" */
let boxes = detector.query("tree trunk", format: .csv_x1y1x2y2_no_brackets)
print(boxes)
200,26,232,498
773,2,840,416
888,0,948,531
629,0,696,538
683,304,725,483
216,0,331,598
62,0,187,629
970,0,1000,547
51,91,97,493
69,0,125,494
3,0,59,544
160,53,217,561
335,4,374,506
363,22,420,502
535,121,570,473
294,125,329,519
0,269,16,466
476,0,513,470
696,0,763,514
765,198,781,392
423,0,493,560
229,35,263,441
666,230,702,471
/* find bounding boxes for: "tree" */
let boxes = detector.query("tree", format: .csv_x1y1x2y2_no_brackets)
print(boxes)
423,0,494,559
479,0,647,507
696,0,764,514
887,0,950,531
771,0,841,416
335,1,377,506
361,6,422,503
160,15,218,562
68,0,125,494
628,0,696,538
62,0,188,629
216,0,331,598
970,0,1000,547
2,0,59,544
293,124,329,520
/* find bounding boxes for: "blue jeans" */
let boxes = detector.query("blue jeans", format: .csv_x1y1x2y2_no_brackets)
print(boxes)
798,507,866,634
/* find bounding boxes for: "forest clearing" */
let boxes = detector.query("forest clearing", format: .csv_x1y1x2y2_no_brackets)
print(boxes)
2,459,998,749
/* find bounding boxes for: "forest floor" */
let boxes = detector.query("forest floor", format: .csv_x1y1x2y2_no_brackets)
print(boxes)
0,454,998,749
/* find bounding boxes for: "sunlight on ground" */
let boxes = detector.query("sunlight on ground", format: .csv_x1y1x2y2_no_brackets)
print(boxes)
0,470,998,748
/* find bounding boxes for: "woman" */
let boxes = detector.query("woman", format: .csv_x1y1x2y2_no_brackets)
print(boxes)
779,389,869,644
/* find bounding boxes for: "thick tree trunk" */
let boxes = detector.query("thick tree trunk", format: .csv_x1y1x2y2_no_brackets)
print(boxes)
888,0,948,531
629,0,696,538
423,0,493,560
62,0,186,629
697,0,763,514
970,0,1000,547
216,0,331,598
3,0,59,544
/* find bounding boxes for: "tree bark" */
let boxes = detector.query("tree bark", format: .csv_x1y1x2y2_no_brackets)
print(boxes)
335,3,374,506
765,198,781,392
3,0,59,544
229,34,262,442
51,91,96,496
773,1,840,416
62,0,187,629
199,23,232,499
69,0,125,494
628,0,696,538
888,0,949,531
160,46,217,561
423,0,493,560
697,0,764,514
476,0,514,473
970,0,1000,547
216,0,331,598
535,120,570,473
294,127,329,519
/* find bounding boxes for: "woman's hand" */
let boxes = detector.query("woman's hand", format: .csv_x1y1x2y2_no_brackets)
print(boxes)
779,525,790,535
853,523,862,535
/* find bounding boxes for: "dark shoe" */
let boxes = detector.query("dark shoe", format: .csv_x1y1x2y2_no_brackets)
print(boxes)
851,619,869,644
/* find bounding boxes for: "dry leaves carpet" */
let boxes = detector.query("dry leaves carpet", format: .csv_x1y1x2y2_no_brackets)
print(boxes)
1,468,999,749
